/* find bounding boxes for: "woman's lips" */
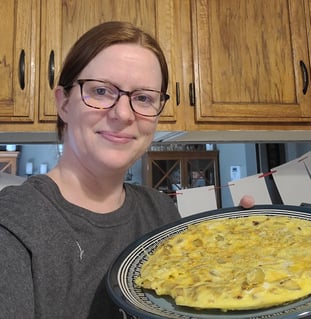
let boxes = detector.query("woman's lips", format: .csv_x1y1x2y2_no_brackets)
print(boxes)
98,131,136,144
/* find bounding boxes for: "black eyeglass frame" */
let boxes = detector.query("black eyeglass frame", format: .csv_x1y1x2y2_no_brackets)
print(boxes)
70,79,170,117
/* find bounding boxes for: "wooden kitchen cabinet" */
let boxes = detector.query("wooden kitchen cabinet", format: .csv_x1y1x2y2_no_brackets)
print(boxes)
0,0,62,130
0,151,20,174
143,150,221,208
0,1,38,123
0,0,62,128
2,0,311,133
0,0,183,132
306,0,311,68
188,0,311,130
56,0,182,129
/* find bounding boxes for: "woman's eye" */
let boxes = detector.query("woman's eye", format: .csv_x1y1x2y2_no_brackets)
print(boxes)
94,87,107,96
137,95,148,102
135,94,153,104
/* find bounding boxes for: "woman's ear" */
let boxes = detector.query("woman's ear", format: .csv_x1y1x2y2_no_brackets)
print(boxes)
55,86,69,122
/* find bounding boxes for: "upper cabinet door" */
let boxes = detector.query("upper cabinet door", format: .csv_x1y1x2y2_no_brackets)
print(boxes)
191,0,311,124
0,0,39,122
39,0,179,126
39,1,63,122
155,0,180,127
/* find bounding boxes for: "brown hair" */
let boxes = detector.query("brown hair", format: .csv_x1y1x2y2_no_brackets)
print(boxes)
56,21,169,141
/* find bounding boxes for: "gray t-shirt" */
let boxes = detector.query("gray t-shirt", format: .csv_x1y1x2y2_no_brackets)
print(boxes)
0,175,180,319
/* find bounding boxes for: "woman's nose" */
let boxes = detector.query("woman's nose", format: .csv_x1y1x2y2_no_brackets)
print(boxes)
109,94,136,121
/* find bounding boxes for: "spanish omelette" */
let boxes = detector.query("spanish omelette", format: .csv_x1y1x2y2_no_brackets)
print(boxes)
135,215,311,311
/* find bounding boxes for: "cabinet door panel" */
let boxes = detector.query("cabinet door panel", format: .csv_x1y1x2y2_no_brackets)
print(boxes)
305,0,311,69
150,159,182,191
0,0,38,122
155,0,179,125
39,0,179,125
39,0,62,121
191,0,311,123
145,151,221,207
187,159,216,188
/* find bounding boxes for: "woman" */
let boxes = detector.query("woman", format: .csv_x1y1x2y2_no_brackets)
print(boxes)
0,21,180,319
0,21,253,319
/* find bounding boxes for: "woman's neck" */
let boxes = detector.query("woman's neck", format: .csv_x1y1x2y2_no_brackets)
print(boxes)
47,164,126,214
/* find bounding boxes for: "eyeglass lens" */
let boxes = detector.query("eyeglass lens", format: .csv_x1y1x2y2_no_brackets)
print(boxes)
79,80,167,117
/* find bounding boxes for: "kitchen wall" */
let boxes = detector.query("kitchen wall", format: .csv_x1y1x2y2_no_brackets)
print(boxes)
217,143,257,207
17,144,61,176
7,143,143,184
218,142,311,207
2,141,310,207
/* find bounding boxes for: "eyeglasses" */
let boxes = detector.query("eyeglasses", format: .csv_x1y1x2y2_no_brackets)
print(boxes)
73,79,169,117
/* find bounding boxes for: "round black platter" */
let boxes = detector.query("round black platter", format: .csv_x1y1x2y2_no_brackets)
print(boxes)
106,204,311,319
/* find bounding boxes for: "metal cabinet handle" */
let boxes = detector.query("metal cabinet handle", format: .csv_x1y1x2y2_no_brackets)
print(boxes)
300,60,309,95
18,50,25,90
176,82,180,106
48,50,55,89
189,83,195,106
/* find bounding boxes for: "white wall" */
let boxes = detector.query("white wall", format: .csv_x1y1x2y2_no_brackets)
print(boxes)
4,142,311,205
285,142,311,161
15,144,143,184
17,144,61,176
218,142,311,208
217,143,257,208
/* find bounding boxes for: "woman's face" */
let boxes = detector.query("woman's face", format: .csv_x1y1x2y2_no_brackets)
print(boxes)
56,43,163,176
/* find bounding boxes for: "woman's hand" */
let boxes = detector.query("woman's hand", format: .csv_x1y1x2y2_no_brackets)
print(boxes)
239,195,255,209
